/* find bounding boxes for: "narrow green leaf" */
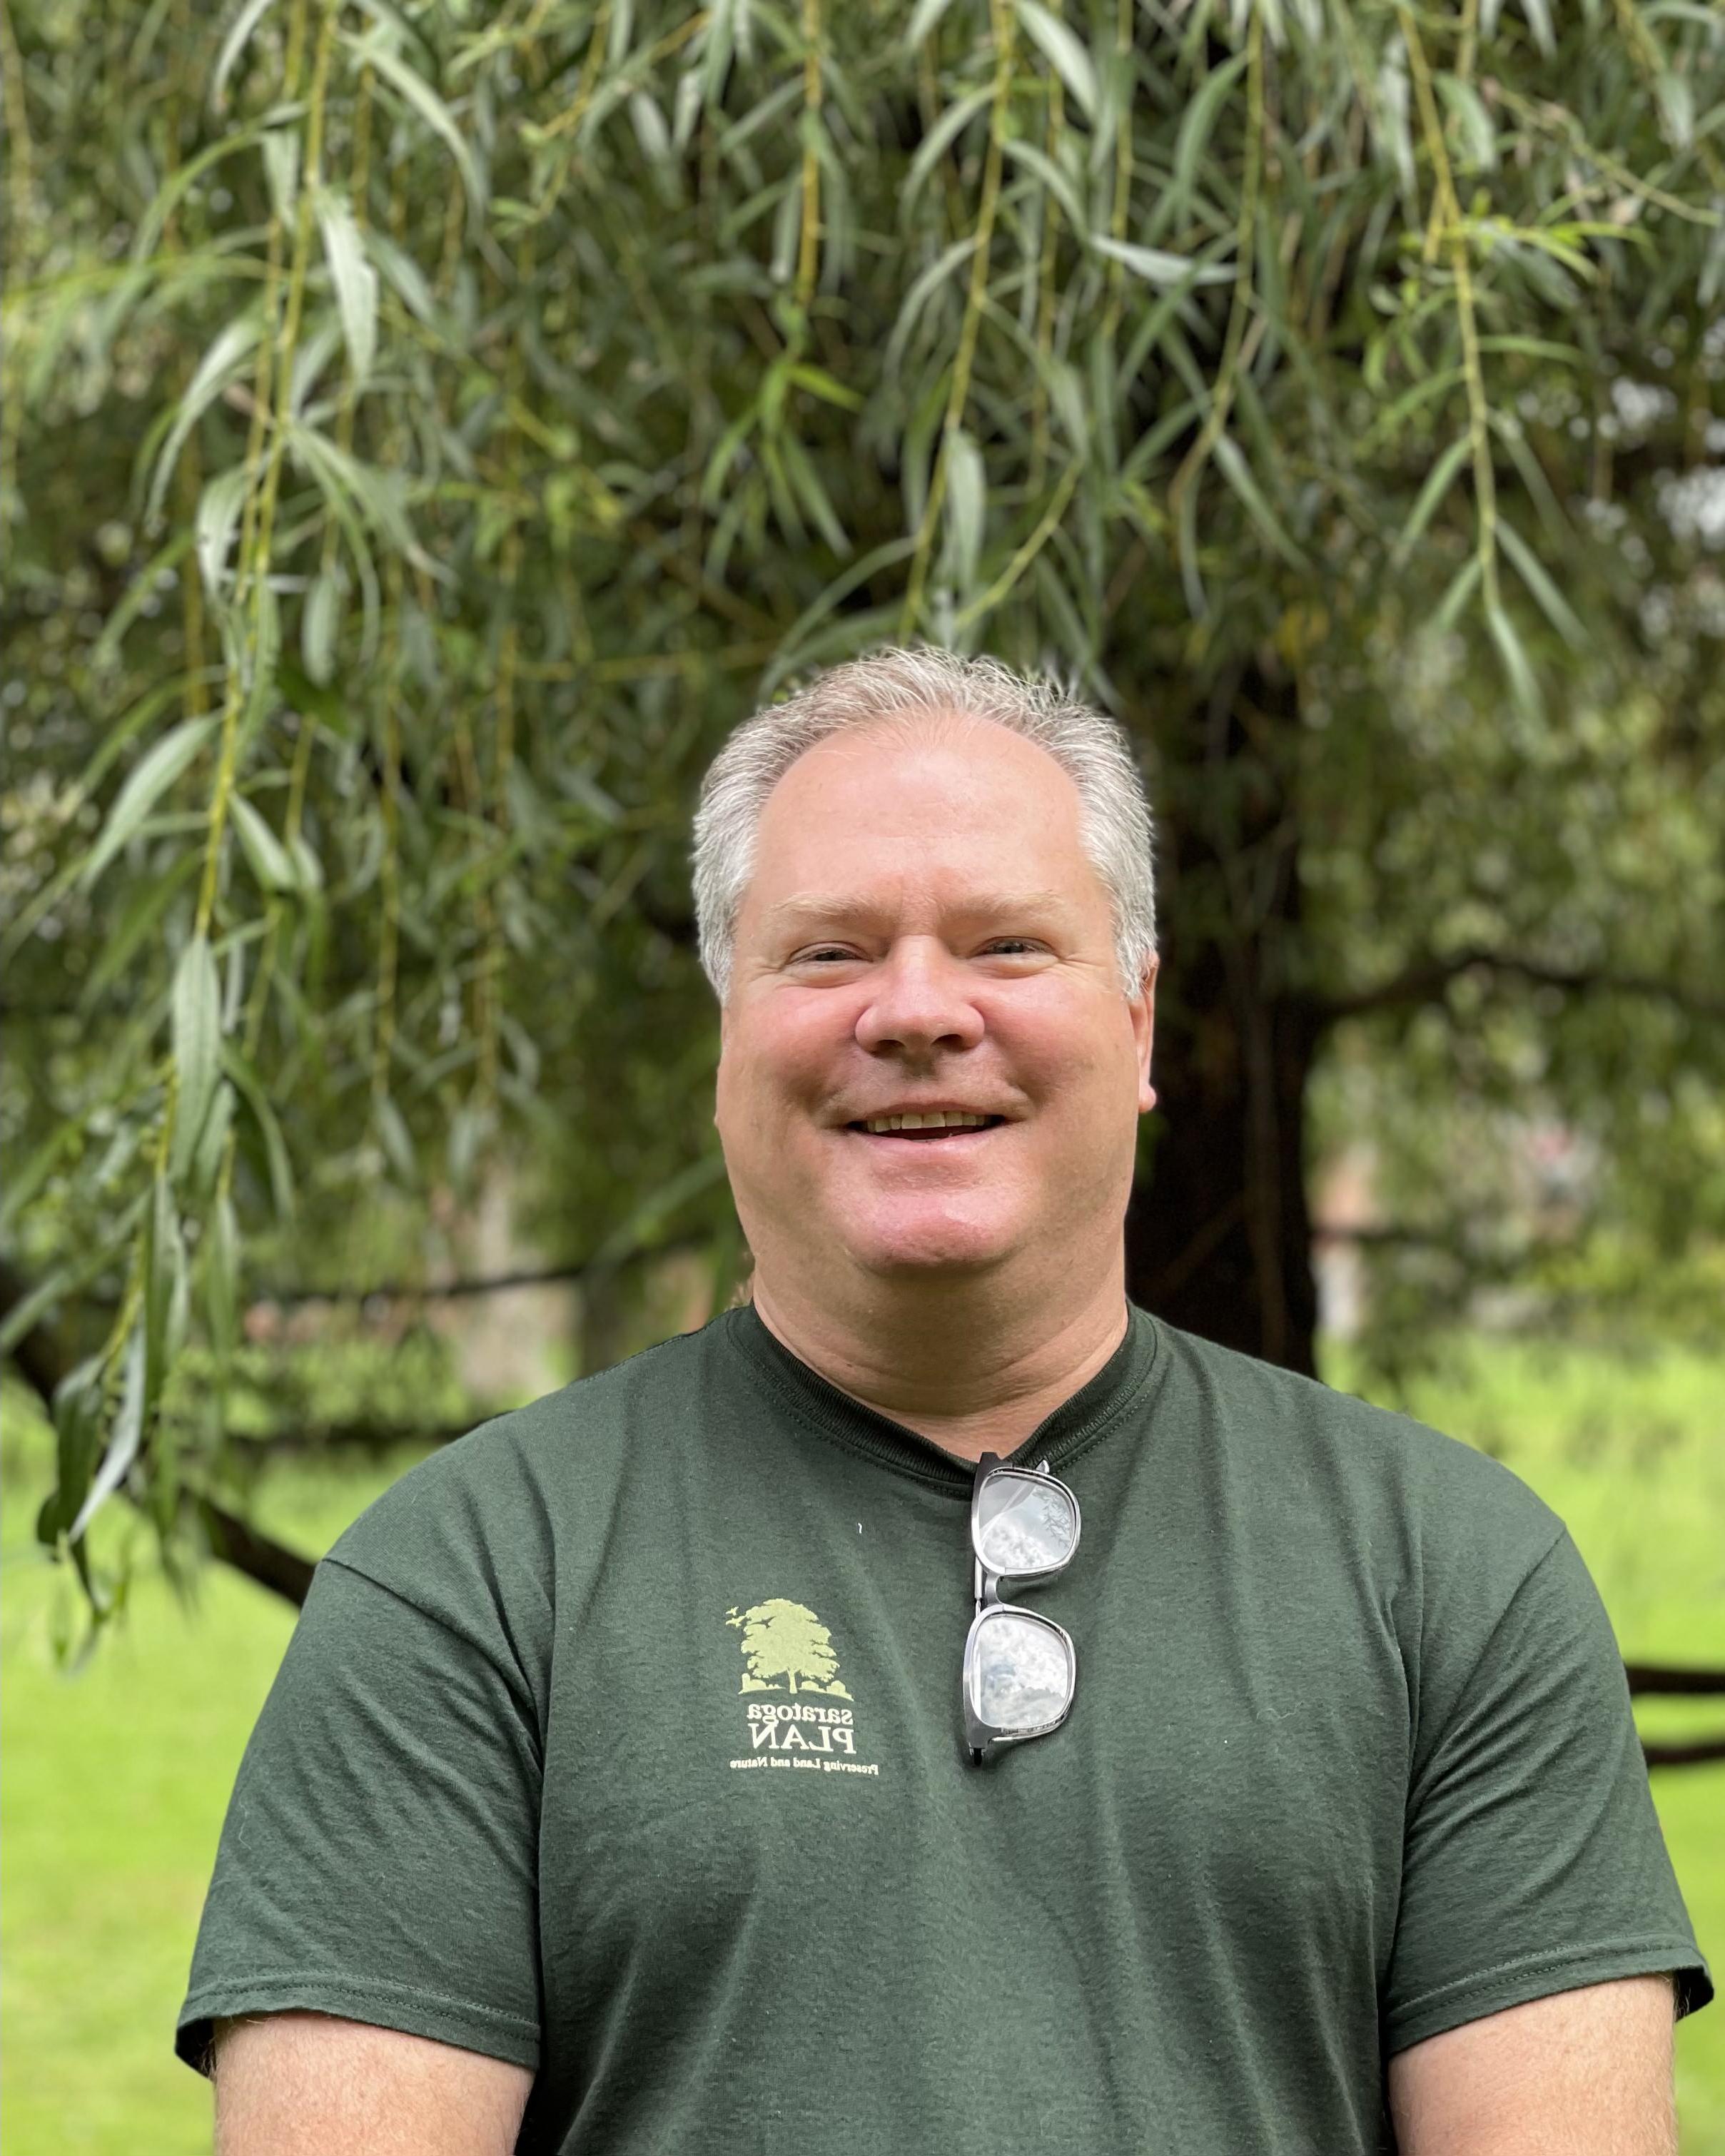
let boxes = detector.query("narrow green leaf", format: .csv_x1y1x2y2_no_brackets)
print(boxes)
375,1095,417,1181
1485,598,1543,722
0,1122,79,1237
39,1355,103,1547
156,1175,191,1374
901,88,991,220
195,465,251,598
367,226,439,324
315,187,378,387
1434,556,1484,632
1514,0,1556,55
129,125,265,265
1390,436,1472,567
942,427,987,592
91,535,192,682
1437,75,1498,171
223,1044,295,1218
1212,435,1305,568
81,716,217,889
1498,522,1587,648
69,1327,146,1545
301,567,341,684
81,856,201,1005
146,315,263,527
884,236,980,377
1091,235,1233,288
288,424,423,563
1474,336,1582,364
629,89,673,165
1701,216,1725,310
230,793,298,892
1014,0,1098,121
904,0,961,46
778,431,851,557
1654,71,1693,150
1001,136,1089,236
785,364,864,413
211,0,278,111
169,936,221,1180
205,1190,239,1362
191,1079,237,1199
289,834,324,896
354,36,485,221
1358,368,1466,453
261,125,300,220
1166,49,1250,228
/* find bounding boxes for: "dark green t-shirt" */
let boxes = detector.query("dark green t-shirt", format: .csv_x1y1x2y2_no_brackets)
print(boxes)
178,1307,1710,2151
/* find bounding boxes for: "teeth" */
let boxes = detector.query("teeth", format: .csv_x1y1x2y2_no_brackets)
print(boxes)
862,1111,993,1134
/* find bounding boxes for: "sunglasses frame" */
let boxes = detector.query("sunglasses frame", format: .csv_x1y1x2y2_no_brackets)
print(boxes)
962,1453,1081,1766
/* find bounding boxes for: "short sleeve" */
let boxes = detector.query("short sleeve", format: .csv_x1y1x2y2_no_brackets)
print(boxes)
1384,1529,1712,2053
176,1555,543,2075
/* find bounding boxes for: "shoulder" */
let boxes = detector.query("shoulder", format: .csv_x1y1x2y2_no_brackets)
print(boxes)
318,1315,734,1631
1147,1316,1566,1589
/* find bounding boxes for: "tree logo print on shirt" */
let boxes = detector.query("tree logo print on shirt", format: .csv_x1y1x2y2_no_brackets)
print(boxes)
724,1600,879,1778
725,1599,852,1696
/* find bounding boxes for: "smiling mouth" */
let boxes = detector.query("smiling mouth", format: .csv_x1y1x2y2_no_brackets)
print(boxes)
845,1113,1008,1140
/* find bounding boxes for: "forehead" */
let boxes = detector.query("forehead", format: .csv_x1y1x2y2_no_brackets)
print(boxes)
744,714,1098,913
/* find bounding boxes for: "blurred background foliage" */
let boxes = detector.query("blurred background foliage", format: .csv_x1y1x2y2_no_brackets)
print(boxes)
1,0,1723,1613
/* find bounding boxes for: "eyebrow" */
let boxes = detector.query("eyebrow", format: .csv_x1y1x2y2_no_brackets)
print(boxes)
764,890,1076,929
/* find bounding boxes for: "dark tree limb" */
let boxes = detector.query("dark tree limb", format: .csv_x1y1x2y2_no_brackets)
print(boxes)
1316,950,1725,1028
1641,1736,1725,1770
193,1497,315,1605
226,1419,472,1459
1626,1664,1725,1697
258,1261,593,1307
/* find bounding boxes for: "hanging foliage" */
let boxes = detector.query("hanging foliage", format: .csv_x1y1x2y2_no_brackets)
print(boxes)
3,0,1723,1613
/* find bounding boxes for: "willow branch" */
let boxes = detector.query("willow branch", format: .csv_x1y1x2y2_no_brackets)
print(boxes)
1398,4,1498,606
899,0,1015,632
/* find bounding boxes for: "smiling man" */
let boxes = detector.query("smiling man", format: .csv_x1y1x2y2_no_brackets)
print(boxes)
181,649,1709,2154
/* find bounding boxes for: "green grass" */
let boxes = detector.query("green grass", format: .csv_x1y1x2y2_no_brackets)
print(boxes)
3,1340,1721,2152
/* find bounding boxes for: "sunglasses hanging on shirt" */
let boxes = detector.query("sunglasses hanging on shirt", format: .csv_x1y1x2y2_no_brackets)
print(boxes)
961,1453,1081,1765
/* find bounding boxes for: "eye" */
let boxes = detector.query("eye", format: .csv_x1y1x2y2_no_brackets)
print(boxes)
980,938,1045,958
793,945,864,966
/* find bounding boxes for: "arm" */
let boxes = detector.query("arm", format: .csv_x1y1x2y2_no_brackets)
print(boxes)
1387,1975,1676,2156
214,2013,534,2156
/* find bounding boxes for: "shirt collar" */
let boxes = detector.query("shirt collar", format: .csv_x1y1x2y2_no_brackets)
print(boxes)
721,1300,1160,1491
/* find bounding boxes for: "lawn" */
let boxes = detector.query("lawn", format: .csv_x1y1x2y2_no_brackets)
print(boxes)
2,1337,1721,2152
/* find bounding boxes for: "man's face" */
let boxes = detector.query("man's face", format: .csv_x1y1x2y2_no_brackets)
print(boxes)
714,715,1155,1293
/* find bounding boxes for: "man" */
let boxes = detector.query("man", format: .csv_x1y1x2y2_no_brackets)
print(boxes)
181,647,1709,2153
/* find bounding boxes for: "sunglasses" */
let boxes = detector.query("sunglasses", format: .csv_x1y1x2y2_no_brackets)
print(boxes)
961,1452,1081,1766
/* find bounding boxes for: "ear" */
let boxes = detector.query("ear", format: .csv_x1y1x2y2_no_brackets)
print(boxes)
1130,955,1158,1116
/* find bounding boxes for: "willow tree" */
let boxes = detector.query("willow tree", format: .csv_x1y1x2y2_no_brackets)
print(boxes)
4,0,1723,1606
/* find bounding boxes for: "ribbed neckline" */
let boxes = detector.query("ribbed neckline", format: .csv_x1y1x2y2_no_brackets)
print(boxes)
721,1301,1161,1492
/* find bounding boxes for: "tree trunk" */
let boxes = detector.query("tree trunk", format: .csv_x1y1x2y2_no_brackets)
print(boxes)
1121,657,1320,1375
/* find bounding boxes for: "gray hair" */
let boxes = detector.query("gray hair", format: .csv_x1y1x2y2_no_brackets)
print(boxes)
692,647,1156,1001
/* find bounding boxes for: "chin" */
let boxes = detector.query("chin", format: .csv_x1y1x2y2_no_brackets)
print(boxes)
843,1205,1021,1279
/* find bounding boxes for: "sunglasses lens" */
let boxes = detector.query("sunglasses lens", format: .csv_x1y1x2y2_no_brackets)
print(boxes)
969,1607,1074,1734
973,1472,1079,1579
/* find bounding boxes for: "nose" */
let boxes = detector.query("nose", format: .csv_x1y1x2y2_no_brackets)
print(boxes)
854,938,986,1059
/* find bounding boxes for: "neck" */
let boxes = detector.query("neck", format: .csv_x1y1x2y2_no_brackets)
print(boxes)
747,1259,1130,1463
